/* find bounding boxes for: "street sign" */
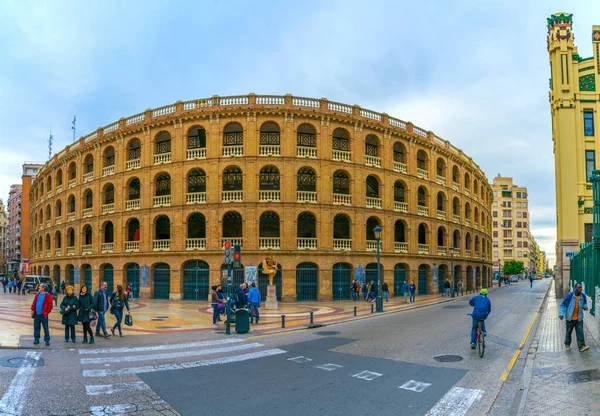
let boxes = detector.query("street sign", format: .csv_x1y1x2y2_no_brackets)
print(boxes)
565,252,574,258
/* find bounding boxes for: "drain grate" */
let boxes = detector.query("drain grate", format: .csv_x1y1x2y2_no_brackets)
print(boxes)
0,356,45,368
314,331,340,336
156,316,169,319
433,355,463,362
443,305,468,309
151,318,165,321
567,369,600,384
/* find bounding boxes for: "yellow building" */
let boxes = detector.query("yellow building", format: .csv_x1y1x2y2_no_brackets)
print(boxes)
539,250,547,275
548,13,600,296
29,94,493,301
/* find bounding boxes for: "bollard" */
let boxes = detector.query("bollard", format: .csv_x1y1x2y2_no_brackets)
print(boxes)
281,314,285,328
354,306,357,316
371,304,374,314
309,311,314,325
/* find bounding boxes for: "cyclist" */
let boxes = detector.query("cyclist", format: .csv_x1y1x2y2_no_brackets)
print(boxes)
469,288,492,349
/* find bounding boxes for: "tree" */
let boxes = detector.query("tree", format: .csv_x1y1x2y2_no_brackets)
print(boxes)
503,260,524,275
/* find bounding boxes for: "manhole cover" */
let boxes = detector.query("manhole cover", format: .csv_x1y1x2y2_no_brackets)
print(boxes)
314,331,340,336
0,356,45,368
156,316,169,319
567,369,600,384
433,355,463,362
156,326,180,329
443,305,468,309
151,319,165,321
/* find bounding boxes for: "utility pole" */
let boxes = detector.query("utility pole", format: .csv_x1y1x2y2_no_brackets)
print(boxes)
71,115,76,142
48,131,53,160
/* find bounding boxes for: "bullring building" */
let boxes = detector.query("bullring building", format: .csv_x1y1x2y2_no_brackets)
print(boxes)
29,94,493,302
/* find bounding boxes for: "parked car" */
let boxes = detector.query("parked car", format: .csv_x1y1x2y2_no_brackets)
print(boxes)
509,275,519,282
23,276,53,293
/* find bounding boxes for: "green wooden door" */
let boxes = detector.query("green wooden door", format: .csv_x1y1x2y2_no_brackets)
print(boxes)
103,265,114,293
84,265,92,290
296,263,318,301
418,267,427,295
394,265,406,296
126,264,140,298
153,264,170,300
183,261,210,301
332,263,351,300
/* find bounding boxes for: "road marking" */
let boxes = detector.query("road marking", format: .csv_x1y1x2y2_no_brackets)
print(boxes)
0,351,41,416
315,363,343,371
90,400,166,415
85,381,150,396
399,380,431,392
83,348,287,377
352,370,382,381
287,356,312,363
425,387,483,416
80,342,264,364
78,338,243,355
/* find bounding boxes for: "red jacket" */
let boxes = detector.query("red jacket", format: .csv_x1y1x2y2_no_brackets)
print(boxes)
31,292,53,317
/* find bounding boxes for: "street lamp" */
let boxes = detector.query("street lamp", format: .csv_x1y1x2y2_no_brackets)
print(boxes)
481,253,485,290
498,258,502,287
373,225,383,312
450,246,455,297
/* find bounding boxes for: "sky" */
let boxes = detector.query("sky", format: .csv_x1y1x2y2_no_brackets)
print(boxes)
1,0,599,266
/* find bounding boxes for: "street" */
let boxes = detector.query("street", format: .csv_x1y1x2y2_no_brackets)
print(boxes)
0,279,551,416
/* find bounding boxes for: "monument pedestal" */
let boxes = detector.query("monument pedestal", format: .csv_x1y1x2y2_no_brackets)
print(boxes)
265,285,278,310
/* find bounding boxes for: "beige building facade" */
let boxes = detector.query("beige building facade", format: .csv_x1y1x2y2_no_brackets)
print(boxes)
0,199,6,274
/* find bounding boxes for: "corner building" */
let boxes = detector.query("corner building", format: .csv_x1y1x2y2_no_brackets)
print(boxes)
29,94,493,301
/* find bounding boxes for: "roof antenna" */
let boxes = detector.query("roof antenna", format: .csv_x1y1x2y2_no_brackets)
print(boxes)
48,130,53,160
71,115,76,142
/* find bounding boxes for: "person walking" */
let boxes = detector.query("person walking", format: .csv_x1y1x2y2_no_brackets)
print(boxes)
78,285,94,344
211,285,220,327
361,281,368,301
17,277,22,295
444,279,451,297
92,281,111,338
109,285,130,337
247,283,261,324
51,281,58,306
457,279,464,296
234,283,247,310
409,281,416,304
401,281,409,303
60,285,79,343
382,281,389,302
20,279,26,296
559,283,590,352
529,273,534,288
30,283,53,346
61,281,66,295
1,275,7,293
350,280,358,301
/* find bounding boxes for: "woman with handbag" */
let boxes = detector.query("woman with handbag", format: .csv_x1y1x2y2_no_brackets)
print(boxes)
60,285,79,342
78,285,95,344
110,285,130,337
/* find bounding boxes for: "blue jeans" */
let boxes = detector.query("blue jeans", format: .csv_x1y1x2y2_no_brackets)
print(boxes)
410,292,415,303
249,302,260,323
96,311,108,335
471,318,486,345
112,309,123,334
351,291,358,301
383,291,389,301
64,325,75,341
445,288,450,297
212,303,219,325
33,314,50,343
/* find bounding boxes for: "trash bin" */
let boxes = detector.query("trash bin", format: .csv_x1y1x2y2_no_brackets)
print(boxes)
234,308,250,334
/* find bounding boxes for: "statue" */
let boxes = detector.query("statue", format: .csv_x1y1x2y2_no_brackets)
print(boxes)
262,256,280,310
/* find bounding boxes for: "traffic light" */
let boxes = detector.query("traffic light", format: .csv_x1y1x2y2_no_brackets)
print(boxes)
223,241,232,265
233,245,241,268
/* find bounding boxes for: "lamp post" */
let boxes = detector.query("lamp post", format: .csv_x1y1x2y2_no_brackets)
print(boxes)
498,258,502,287
450,246,455,297
373,225,383,312
481,253,485,290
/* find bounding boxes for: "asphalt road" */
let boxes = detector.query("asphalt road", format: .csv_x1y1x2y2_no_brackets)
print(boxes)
0,278,551,416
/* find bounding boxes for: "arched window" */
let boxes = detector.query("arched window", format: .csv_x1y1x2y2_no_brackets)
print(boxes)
155,132,171,155
84,189,93,209
259,166,279,191
393,142,406,171
104,184,115,204
68,195,75,213
365,216,380,242
128,178,141,200
437,227,446,247
187,213,206,239
297,123,317,156
453,230,460,249
67,228,75,247
45,205,51,222
394,181,406,203
437,192,446,212
46,176,52,193
418,223,427,245
223,122,243,156
436,158,446,179
56,169,63,187
332,128,350,161
155,174,171,196
187,169,207,193
55,230,62,249
127,218,140,242
333,170,350,196
155,216,171,240
259,122,280,151
187,126,206,153
83,225,93,245
222,211,243,239
395,220,406,243
68,162,76,182
465,202,471,220
297,212,316,239
223,167,243,191
45,234,51,250
84,154,94,174
453,197,461,217
465,233,472,251
333,214,351,241
464,173,471,191
366,175,380,198
365,134,380,166
297,167,316,194
104,222,114,243
127,138,141,163
416,150,428,173
103,146,115,174
418,186,428,207
259,211,280,248
452,166,460,184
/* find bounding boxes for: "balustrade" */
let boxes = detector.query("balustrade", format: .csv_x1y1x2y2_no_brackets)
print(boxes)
258,190,280,202
55,185,62,194
453,214,460,223
393,162,407,173
68,179,76,189
418,206,429,216
259,145,280,156
259,237,280,250
417,168,429,180
67,212,75,222
82,245,92,255
395,242,408,253
222,145,243,157
125,241,140,252
365,155,381,167
418,244,429,254
222,191,243,202
366,240,379,252
102,166,115,177
333,193,352,206
83,172,93,183
465,218,471,226
83,208,92,218
186,238,206,250
186,192,206,204
101,243,114,253
366,197,382,209
296,146,317,158
297,238,317,250
222,238,243,247
153,240,171,251
126,159,141,170
126,199,140,210
437,210,447,220
436,175,446,185
333,239,352,251
186,148,206,160
153,195,171,207
452,182,460,191
67,247,75,256
154,153,171,165
438,246,447,256
394,201,408,213
332,150,351,162
46,220,51,228
297,191,317,203
55,218,62,225
46,250,50,258
54,248,61,257
102,203,115,214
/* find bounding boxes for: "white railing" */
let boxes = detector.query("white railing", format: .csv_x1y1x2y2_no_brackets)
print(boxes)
332,149,351,162
153,195,171,207
126,113,145,126
395,242,408,253
55,185,62,194
67,246,75,256
292,97,320,107
258,190,280,202
393,161,407,173
125,241,140,252
183,98,213,110
68,178,76,188
46,220,51,228
360,108,382,121
256,95,284,105
222,238,243,246
366,197,382,209
436,175,446,185
101,243,114,253
102,203,115,214
474,224,479,230
222,190,243,202
452,182,460,191
418,244,429,254
186,238,206,250
259,145,280,156
333,193,352,206
297,146,317,158
82,245,92,255
83,172,94,183
153,105,176,117
333,239,352,251
222,145,243,157
220,96,248,106
186,192,206,204
67,212,75,222
187,148,206,160
465,189,471,197
83,208,93,218
394,201,408,213
126,159,141,170
83,132,97,143
46,250,50,258
328,101,352,114
474,194,478,201
438,246,447,256
365,155,381,167
102,166,115,177
418,206,429,216
55,217,62,225
126,199,140,210
366,240,379,252
465,250,472,258
417,168,429,180
153,240,171,251
453,214,460,223
297,191,317,203
465,218,471,226
389,117,407,130
54,248,61,257
154,153,171,165
104,122,119,134
259,237,280,250
414,127,428,138
297,238,318,250
437,210,446,220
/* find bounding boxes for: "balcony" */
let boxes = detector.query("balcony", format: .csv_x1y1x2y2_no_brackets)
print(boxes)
393,161,407,173
465,218,471,227
82,245,92,255
102,203,115,214
332,150,351,162
394,242,408,253
83,208,93,218
102,165,115,177
55,185,63,194
153,240,171,251
258,190,280,202
222,238,242,247
333,193,352,206
125,199,140,211
187,148,206,160
365,155,381,167
297,146,317,158
436,175,446,185
437,246,448,256
366,240,379,252
297,191,317,203
259,145,280,156
153,195,172,207
222,191,243,203
46,250,50,258
186,192,206,204
453,214,460,223
417,168,429,180
55,217,62,225
297,238,317,250
333,239,352,251
437,210,446,220
465,250,472,258
126,159,141,170
474,194,478,201
68,179,76,189
418,244,429,254
259,237,280,250
452,182,459,191
186,238,206,250
83,172,94,183
46,192,52,199
474,223,479,230
101,243,114,253
125,241,140,252
54,248,61,257
67,212,75,222
154,153,171,165
46,220,51,228
417,206,429,216
366,197,382,209
222,145,243,157
465,189,471,197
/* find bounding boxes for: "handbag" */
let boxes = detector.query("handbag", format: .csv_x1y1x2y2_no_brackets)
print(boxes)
124,314,133,326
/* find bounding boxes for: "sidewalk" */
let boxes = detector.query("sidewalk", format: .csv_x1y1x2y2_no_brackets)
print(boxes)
519,281,600,415
0,288,485,348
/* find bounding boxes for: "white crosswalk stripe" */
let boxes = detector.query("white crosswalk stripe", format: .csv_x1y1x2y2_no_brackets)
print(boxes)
78,338,243,355
0,351,42,416
425,387,483,416
85,381,150,396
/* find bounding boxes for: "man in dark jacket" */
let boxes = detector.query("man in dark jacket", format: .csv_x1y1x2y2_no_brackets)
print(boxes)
444,279,451,297
92,281,111,338
469,288,492,349
234,283,247,309
409,281,416,303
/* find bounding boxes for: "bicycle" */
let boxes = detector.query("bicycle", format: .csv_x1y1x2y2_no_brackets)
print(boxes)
468,313,486,358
